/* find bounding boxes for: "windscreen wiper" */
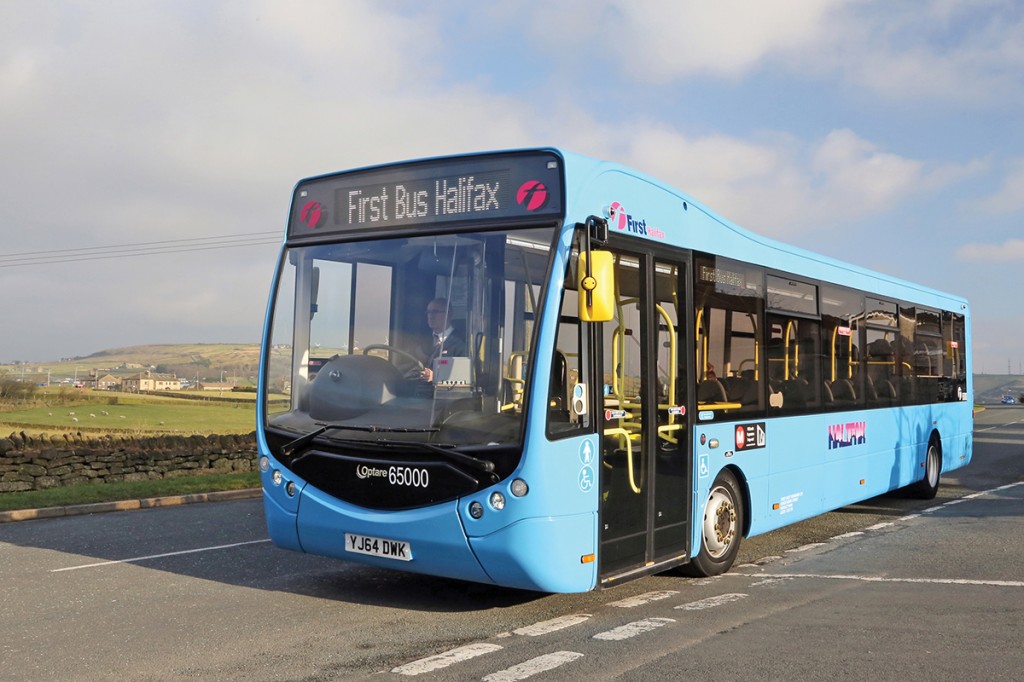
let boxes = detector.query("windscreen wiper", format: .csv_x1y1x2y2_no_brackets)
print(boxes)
418,442,496,476
280,423,438,457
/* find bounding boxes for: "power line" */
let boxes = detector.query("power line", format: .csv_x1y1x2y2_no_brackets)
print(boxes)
0,231,283,268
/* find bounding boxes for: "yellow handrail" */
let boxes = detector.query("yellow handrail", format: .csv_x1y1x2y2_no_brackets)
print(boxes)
603,427,641,494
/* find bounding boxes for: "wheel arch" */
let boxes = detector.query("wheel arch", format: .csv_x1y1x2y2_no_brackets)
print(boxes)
721,464,752,538
929,428,943,460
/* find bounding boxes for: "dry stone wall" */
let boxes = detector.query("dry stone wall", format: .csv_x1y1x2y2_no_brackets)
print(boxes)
0,431,256,492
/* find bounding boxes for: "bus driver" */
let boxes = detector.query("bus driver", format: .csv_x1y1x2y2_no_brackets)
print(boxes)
419,298,467,382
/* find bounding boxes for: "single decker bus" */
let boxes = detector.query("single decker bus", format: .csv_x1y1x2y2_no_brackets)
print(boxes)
258,148,972,592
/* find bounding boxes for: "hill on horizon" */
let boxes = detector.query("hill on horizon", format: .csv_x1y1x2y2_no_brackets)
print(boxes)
4,343,262,384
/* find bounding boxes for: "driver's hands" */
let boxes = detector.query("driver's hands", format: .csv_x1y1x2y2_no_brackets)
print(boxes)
419,367,433,382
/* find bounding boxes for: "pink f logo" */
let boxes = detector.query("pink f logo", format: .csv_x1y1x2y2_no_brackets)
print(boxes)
608,201,627,230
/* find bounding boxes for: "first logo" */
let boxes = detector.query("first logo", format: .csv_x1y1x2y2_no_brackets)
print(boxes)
300,200,326,229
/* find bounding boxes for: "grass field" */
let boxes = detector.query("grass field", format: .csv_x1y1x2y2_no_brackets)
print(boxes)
0,390,259,435
0,472,260,512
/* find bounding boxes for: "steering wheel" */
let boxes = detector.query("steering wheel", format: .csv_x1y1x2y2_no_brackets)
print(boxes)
362,344,425,380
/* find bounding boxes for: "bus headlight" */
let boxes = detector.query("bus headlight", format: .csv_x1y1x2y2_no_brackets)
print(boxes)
272,469,283,487
489,492,506,511
469,501,484,519
285,481,296,497
510,478,529,497
259,456,270,473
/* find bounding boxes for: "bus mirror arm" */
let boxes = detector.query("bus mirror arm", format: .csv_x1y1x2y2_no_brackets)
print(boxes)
581,216,608,309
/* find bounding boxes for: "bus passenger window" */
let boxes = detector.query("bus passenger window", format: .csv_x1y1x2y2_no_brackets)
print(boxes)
820,285,864,411
694,255,765,419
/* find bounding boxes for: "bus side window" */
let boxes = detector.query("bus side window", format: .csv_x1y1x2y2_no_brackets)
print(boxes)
820,285,864,411
694,255,765,419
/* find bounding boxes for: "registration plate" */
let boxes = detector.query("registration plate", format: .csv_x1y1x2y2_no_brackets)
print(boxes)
345,532,413,562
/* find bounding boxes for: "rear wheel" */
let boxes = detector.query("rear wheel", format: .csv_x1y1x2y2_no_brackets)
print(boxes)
683,469,744,577
910,439,941,499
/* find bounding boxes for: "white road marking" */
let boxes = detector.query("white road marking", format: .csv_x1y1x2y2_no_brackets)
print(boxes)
787,542,827,553
50,539,271,572
608,590,679,608
830,531,865,540
733,573,1024,588
482,651,584,681
391,643,502,676
513,614,591,636
593,617,675,641
675,593,748,611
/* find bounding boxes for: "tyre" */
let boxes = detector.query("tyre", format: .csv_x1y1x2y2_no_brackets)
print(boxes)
909,439,941,499
683,469,744,577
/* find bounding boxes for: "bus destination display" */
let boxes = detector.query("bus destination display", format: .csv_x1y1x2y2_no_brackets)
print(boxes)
290,152,563,238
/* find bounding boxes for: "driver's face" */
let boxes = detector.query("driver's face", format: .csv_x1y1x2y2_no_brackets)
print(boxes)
426,305,447,332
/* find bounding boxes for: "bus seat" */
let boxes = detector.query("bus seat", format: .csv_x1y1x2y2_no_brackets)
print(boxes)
863,374,878,402
697,378,728,403
724,375,758,406
831,377,856,403
782,377,809,408
823,381,834,405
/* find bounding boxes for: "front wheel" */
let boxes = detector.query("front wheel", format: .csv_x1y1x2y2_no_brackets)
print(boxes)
683,469,744,577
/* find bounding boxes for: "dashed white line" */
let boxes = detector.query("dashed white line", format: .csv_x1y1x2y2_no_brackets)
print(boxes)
787,542,827,553
675,593,748,611
391,643,503,676
513,614,591,636
608,590,679,608
733,573,1024,588
830,531,865,540
593,617,675,641
50,539,271,572
482,651,584,681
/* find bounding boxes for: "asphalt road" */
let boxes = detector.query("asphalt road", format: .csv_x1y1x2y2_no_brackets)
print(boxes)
1,407,1021,681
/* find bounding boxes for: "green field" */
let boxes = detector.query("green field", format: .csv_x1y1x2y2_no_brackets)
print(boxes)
1,391,258,435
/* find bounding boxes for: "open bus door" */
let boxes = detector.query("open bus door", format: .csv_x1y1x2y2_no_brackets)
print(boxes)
583,243,693,582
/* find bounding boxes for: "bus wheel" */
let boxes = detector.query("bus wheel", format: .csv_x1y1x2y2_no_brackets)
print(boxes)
683,470,744,577
910,439,941,500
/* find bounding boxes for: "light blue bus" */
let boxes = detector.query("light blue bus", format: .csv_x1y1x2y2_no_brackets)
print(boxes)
258,149,972,592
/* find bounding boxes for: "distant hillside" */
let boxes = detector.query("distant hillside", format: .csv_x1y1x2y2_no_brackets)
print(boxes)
4,344,262,385
974,374,1024,404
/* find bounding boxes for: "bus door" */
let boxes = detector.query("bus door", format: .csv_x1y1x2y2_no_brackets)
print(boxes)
598,247,692,580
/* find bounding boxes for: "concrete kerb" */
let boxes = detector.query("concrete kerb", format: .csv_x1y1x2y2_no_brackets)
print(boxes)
0,487,262,523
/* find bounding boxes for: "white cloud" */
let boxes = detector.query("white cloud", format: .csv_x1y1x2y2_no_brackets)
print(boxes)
978,159,1024,214
804,0,1024,103
606,126,981,239
514,0,1024,103
611,0,847,80
956,238,1024,262
511,0,850,81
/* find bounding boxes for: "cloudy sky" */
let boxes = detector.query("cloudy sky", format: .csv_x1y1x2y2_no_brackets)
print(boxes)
2,0,1022,374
